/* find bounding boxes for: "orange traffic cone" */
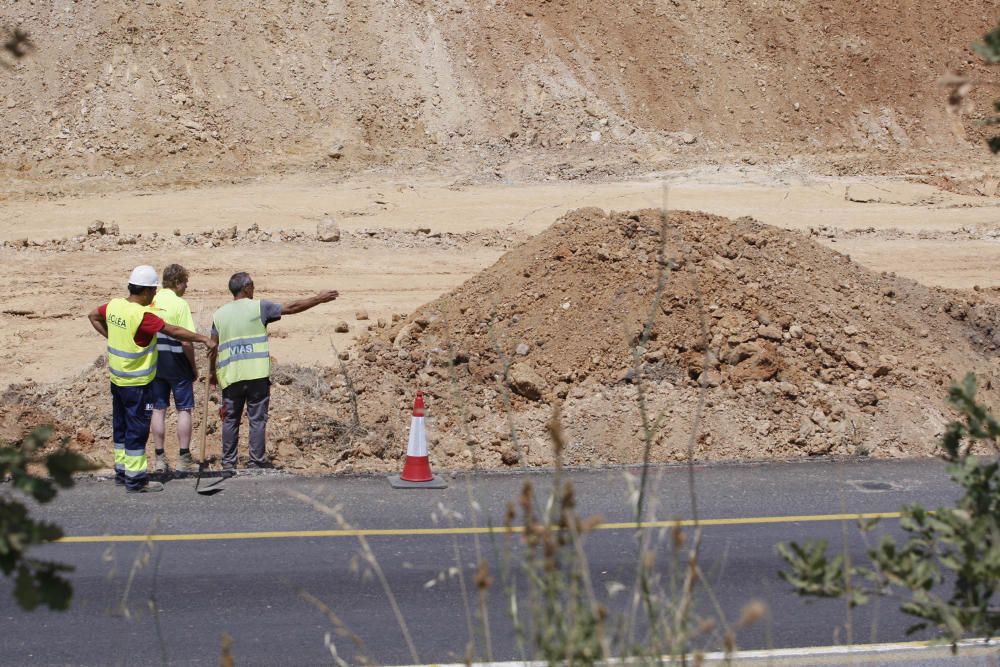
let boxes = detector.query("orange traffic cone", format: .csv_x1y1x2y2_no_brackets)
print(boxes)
388,390,447,489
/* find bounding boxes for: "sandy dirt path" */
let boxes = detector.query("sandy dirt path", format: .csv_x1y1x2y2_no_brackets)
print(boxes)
3,168,999,241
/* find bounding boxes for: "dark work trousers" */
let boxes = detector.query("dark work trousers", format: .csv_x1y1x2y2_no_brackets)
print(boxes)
110,383,153,490
221,378,271,467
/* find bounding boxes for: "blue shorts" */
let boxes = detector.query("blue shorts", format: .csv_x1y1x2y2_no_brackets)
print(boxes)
150,377,195,411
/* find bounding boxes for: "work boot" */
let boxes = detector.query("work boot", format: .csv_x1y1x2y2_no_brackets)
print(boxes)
127,481,164,493
153,453,169,474
176,451,194,473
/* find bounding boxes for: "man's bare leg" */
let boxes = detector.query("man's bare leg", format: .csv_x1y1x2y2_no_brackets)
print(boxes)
151,408,168,472
177,409,192,450
176,408,193,471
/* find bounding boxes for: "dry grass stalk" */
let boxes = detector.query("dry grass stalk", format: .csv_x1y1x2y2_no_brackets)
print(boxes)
487,308,527,470
115,519,161,621
297,589,373,666
438,310,497,660
287,490,421,665
219,632,234,667
282,185,760,665
328,338,364,435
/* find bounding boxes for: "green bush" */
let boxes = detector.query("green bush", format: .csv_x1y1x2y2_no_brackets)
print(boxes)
1,427,96,611
973,23,1000,152
779,374,1000,647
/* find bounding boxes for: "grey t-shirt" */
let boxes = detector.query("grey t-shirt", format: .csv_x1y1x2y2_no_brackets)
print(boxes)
212,299,282,337
260,300,282,326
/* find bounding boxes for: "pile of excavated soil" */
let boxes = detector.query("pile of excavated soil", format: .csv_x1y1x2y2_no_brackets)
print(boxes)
1,1,997,187
343,208,1000,469
5,208,1000,474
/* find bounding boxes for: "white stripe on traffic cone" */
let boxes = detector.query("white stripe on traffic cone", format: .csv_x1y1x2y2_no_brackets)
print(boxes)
388,390,447,489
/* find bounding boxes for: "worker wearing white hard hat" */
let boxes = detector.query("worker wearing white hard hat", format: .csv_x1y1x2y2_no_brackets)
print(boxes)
87,265,216,493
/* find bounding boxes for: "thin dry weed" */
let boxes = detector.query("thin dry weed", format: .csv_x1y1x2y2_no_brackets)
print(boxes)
219,632,234,667
298,589,373,666
282,183,760,665
287,490,421,664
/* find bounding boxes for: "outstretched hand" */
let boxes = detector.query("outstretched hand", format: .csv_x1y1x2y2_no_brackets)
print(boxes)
317,290,339,303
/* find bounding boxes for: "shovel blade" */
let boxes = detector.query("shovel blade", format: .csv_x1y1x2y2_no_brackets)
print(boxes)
194,464,227,495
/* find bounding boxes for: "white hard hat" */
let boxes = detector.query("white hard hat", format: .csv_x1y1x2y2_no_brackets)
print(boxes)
128,265,159,287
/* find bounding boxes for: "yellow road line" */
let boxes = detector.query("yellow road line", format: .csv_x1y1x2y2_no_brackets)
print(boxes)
56,511,901,544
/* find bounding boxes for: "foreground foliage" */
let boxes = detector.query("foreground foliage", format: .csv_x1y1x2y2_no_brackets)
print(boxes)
974,22,1000,152
1,427,95,610
779,374,1000,647
488,408,768,665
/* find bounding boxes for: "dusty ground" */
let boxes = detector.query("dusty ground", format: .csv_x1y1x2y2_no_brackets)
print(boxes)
4,168,1000,389
3,168,1000,474
3,1,1000,473
2,0,997,185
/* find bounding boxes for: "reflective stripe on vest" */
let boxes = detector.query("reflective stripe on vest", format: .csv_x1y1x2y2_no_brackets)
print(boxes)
106,298,157,387
216,335,270,368
156,332,185,354
150,288,196,364
213,299,270,390
108,345,156,360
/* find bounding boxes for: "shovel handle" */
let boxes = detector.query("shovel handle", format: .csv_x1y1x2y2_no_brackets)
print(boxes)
199,373,210,462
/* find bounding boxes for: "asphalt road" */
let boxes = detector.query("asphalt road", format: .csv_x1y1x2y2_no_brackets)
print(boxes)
0,459,991,666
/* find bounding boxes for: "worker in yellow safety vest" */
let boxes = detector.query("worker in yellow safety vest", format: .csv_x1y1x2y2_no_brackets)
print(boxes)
149,263,199,474
88,265,216,493
208,271,338,471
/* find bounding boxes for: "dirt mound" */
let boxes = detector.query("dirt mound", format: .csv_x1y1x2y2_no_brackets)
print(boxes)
5,207,1000,474
346,208,1000,467
2,1,997,186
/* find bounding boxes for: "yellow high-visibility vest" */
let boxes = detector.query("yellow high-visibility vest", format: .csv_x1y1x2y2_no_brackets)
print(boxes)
213,299,270,390
150,288,196,372
150,287,195,344
106,298,157,387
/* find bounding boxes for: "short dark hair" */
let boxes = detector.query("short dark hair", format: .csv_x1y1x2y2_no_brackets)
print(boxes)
127,283,155,296
228,272,253,297
162,264,189,289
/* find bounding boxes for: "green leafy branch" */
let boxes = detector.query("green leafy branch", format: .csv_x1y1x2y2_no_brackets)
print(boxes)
972,24,1000,64
778,373,1000,648
1,427,97,611
972,23,1000,152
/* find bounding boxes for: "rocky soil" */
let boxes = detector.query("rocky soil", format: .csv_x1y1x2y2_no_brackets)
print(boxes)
1,0,998,190
4,0,1000,474
0,217,523,253
7,208,999,474
340,208,1000,470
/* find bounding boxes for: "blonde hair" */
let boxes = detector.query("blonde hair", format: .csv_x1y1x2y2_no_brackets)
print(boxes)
161,264,189,290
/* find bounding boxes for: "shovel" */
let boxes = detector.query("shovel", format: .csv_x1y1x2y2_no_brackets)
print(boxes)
195,374,225,495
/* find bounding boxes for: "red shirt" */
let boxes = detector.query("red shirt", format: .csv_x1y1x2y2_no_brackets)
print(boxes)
97,304,165,347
